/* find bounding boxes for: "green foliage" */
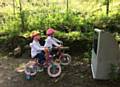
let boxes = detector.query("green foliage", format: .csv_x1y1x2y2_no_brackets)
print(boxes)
109,64,120,80
1,0,120,34
0,0,120,58
114,32,120,42
55,31,81,41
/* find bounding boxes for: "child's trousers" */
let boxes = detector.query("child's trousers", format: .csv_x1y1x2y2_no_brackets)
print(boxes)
34,52,45,64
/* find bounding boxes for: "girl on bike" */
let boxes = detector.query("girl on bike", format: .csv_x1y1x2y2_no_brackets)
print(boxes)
44,28,63,51
30,31,48,64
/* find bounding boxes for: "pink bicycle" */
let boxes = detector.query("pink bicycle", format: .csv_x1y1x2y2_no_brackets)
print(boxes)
51,46,71,66
24,52,62,80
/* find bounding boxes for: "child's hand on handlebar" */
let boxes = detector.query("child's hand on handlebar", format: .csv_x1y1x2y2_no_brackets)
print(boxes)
57,45,63,49
60,41,63,44
44,47,49,52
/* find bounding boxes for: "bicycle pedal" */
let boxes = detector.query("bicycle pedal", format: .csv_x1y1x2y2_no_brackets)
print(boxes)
55,59,60,63
37,67,44,72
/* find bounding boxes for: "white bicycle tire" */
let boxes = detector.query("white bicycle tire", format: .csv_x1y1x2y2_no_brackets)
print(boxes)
60,54,71,66
47,63,61,77
24,66,37,76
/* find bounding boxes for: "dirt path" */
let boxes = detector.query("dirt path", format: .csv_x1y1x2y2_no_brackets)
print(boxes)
0,53,120,87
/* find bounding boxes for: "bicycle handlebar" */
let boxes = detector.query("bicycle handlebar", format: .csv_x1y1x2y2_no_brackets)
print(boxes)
53,46,69,50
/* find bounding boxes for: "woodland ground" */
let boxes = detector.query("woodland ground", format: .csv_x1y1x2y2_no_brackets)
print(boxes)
0,48,120,87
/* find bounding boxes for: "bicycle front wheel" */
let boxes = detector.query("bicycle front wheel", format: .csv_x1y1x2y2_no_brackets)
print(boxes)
60,54,71,66
47,63,61,77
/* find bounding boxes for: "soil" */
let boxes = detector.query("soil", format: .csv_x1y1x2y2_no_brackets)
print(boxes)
0,52,120,87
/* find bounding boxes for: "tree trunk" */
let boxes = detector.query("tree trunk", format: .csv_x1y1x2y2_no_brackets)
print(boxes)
66,0,69,13
66,0,69,20
13,0,16,16
106,0,109,16
46,0,49,6
19,0,25,32
13,0,16,29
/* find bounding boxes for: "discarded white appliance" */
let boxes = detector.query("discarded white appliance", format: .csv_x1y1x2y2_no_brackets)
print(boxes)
91,28,120,80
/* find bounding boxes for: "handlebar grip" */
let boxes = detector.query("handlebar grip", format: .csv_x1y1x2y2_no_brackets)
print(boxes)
52,46,69,50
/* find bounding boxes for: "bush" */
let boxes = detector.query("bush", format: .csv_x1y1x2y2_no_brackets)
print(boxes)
55,31,81,41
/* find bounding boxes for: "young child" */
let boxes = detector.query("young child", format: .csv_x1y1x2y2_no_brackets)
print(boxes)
30,31,47,64
44,28,63,50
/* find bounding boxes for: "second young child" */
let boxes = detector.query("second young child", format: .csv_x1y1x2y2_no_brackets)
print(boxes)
44,28,63,52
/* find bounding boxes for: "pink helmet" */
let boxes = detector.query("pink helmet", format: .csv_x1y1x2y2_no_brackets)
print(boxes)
46,28,56,35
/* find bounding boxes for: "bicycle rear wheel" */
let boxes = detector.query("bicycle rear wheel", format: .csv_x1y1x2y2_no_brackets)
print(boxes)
24,65,37,76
